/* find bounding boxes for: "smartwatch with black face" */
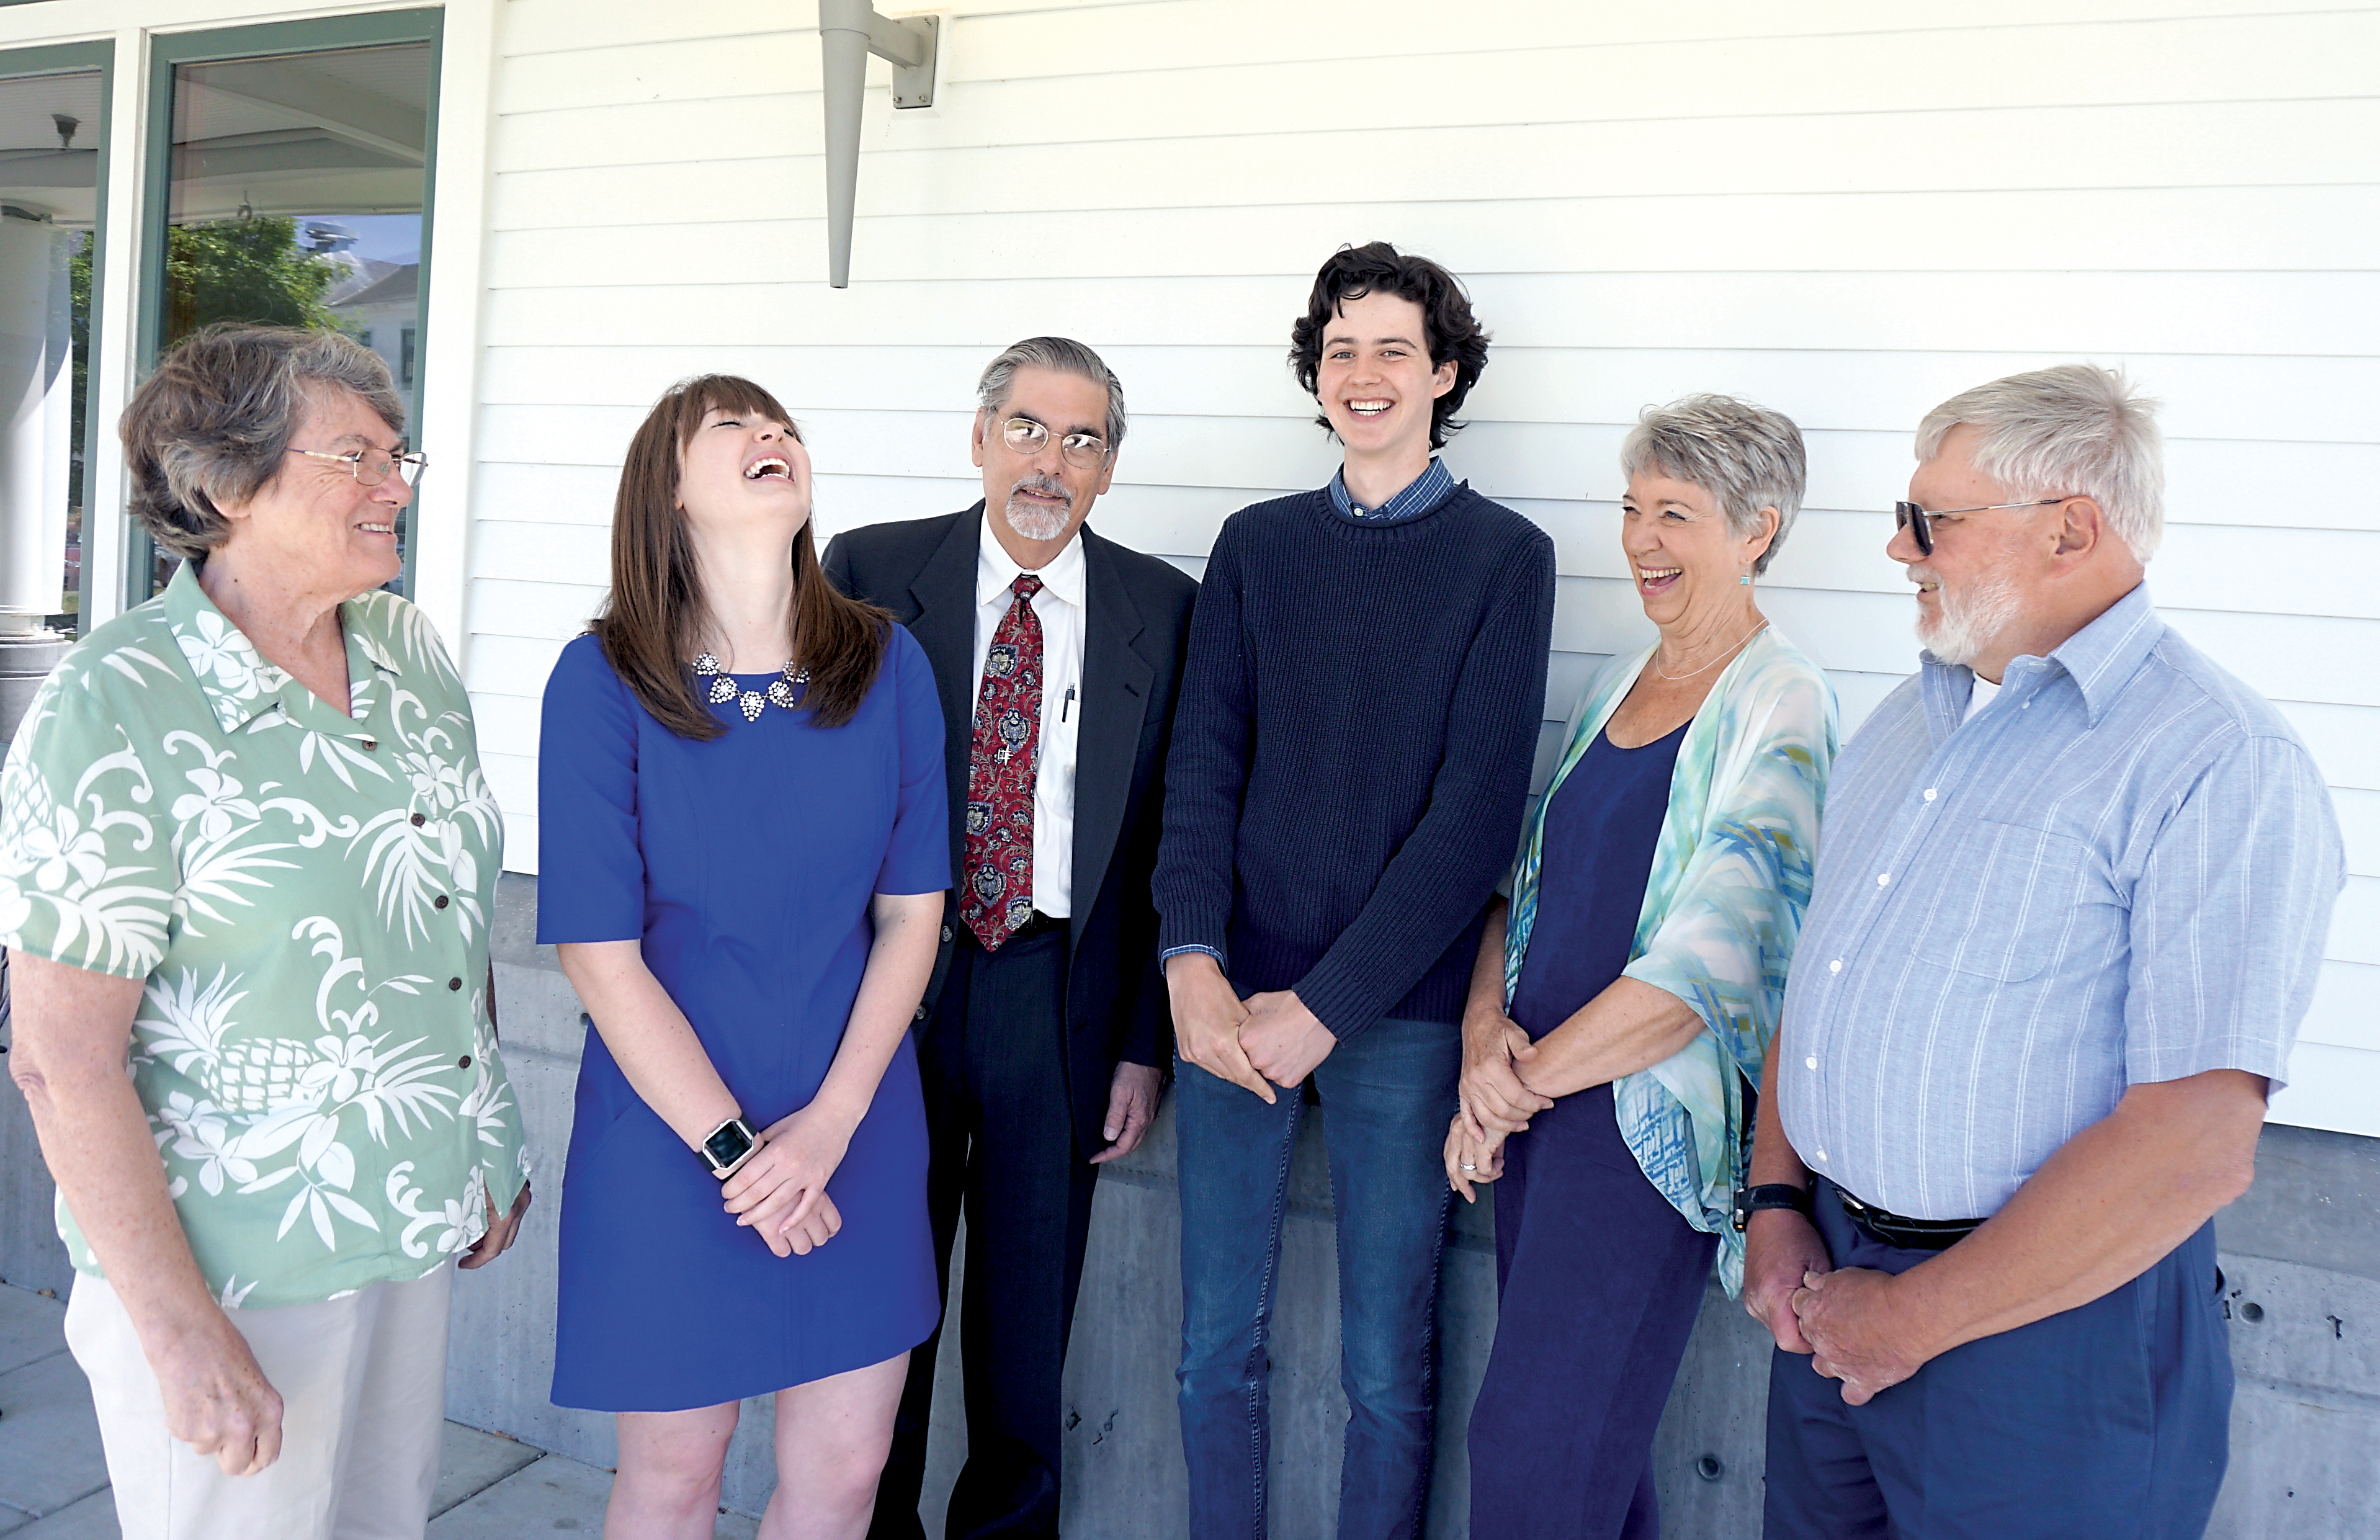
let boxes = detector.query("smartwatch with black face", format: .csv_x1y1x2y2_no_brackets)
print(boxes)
700,1116,759,1179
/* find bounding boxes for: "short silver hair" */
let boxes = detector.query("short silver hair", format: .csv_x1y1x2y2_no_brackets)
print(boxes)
1619,393,1805,576
122,323,405,560
1915,364,2163,562
975,336,1126,452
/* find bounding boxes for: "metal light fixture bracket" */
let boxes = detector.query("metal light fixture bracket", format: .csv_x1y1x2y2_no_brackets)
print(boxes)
818,0,940,288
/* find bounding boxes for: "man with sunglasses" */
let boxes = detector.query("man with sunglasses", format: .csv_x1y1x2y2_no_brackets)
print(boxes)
1743,365,2344,1540
823,338,1197,1540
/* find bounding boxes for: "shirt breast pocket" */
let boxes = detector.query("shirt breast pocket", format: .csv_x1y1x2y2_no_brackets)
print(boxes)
1910,818,2118,983
1045,691,1081,795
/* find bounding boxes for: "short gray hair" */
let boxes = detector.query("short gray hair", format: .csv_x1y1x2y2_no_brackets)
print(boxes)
1915,364,2163,562
122,323,405,560
1619,393,1806,576
975,336,1127,452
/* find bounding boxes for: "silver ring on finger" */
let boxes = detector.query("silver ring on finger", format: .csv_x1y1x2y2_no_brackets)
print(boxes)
1460,1162,1478,1172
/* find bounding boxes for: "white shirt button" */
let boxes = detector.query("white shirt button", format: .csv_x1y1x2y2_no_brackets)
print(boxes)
1814,1150,1828,1163
1828,959,1841,973
1877,872,1891,886
1923,788,1937,802
1805,1056,1817,1070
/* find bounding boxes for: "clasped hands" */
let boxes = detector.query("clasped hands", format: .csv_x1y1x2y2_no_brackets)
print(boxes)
1742,1207,1931,1405
1168,954,1338,1101
1443,1006,1552,1202
718,1104,856,1258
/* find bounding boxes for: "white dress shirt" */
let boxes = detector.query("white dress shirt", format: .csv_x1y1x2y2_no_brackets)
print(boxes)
972,519,1085,917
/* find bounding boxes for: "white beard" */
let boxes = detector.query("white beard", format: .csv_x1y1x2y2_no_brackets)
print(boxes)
1915,566,2023,668
1001,477,1073,543
1003,498,1071,542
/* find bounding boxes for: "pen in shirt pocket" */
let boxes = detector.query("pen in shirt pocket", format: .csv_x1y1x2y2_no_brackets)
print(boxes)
1061,686,1076,722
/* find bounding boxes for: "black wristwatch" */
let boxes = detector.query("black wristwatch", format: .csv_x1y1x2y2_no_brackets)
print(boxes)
699,1116,760,1180
1732,1182,1813,1233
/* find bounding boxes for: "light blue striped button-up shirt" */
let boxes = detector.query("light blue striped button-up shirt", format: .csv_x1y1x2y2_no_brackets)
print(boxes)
1778,583,2344,1222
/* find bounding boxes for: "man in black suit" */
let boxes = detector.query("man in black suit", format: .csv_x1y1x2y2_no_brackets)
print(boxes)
825,337,1196,1540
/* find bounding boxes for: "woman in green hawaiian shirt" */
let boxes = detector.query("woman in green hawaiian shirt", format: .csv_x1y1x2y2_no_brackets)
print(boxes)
2,325,532,1540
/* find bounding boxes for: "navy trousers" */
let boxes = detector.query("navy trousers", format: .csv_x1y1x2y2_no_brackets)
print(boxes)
1764,1180,2233,1540
1469,1081,1718,1539
870,926,1096,1540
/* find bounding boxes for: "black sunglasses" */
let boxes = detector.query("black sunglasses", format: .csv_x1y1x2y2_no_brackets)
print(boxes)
1892,497,2069,557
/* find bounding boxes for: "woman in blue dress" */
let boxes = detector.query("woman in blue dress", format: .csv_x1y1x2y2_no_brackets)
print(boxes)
538,375,948,1538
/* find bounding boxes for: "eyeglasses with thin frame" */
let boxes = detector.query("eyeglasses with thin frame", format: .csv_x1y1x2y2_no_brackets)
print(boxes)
996,417,1110,470
288,446,429,488
1892,496,2068,557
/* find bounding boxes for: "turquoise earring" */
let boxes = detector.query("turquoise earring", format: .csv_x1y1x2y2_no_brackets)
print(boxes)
1740,571,1751,585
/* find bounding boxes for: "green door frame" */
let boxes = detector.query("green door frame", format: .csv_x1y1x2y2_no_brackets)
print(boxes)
0,37,114,633
128,6,445,608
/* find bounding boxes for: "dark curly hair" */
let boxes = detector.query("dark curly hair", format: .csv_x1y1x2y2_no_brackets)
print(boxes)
1289,242,1490,451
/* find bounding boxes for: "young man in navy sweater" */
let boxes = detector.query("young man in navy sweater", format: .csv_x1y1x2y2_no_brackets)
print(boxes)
1153,243,1557,1539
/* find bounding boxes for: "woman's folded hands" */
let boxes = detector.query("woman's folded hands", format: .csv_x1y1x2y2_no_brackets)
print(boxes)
1459,1008,1552,1143
718,1104,857,1258
1444,1119,1506,1204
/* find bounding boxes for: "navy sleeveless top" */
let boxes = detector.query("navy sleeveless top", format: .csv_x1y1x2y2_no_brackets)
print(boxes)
1507,722,1689,1039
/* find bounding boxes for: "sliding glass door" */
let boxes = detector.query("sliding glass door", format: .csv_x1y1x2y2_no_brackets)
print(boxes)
0,41,110,638
133,10,441,603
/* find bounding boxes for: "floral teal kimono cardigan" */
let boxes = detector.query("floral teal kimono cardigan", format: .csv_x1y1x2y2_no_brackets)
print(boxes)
1504,627,1837,1295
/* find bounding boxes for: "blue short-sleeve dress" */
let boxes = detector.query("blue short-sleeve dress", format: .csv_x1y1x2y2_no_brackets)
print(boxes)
537,624,949,1412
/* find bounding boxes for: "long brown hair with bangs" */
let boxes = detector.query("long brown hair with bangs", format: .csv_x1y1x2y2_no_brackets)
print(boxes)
591,375,888,738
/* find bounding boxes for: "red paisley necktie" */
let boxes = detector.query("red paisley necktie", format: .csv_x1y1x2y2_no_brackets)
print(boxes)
962,574,1044,949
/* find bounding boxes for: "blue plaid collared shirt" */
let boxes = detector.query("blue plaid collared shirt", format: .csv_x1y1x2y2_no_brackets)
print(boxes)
1325,457,1458,524
1777,584,2344,1222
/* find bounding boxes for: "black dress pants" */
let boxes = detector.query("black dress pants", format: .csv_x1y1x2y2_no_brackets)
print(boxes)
868,923,1098,1540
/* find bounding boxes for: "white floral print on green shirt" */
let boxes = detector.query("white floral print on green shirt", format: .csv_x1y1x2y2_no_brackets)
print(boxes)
0,562,528,1308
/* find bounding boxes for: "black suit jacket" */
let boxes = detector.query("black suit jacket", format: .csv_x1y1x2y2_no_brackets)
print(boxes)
822,504,1197,1155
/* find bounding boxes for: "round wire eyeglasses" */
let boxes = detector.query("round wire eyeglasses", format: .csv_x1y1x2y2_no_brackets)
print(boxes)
997,417,1110,470
289,447,429,488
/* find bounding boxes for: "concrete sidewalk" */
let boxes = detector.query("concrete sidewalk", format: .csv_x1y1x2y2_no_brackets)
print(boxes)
0,1283,758,1538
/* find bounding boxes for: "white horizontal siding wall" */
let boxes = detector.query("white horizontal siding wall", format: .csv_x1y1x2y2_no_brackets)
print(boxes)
467,0,2378,1132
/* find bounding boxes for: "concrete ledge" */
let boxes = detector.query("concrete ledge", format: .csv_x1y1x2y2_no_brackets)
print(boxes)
0,954,71,1299
2217,1124,2380,1283
6,872,2376,1537
409,873,2380,1536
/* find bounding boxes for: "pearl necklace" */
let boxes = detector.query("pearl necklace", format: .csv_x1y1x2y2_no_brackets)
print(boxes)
692,653,810,722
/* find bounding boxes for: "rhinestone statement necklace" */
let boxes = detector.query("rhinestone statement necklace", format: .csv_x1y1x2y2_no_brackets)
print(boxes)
693,653,811,722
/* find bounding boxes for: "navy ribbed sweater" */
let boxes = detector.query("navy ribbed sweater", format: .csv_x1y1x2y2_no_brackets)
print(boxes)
1152,483,1557,1040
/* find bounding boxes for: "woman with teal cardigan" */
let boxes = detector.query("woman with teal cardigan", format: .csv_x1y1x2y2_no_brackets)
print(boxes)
1449,395,1838,1538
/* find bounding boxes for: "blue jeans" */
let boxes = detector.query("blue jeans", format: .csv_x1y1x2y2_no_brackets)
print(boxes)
1174,1016,1460,1540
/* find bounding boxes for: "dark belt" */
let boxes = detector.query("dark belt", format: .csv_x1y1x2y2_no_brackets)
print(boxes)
1830,1182,1984,1252
957,909,1067,947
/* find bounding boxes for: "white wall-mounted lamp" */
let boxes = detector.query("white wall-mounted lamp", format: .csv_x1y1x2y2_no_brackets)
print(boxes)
818,0,939,289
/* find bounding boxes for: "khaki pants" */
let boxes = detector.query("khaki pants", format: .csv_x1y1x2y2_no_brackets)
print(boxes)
65,1263,454,1540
